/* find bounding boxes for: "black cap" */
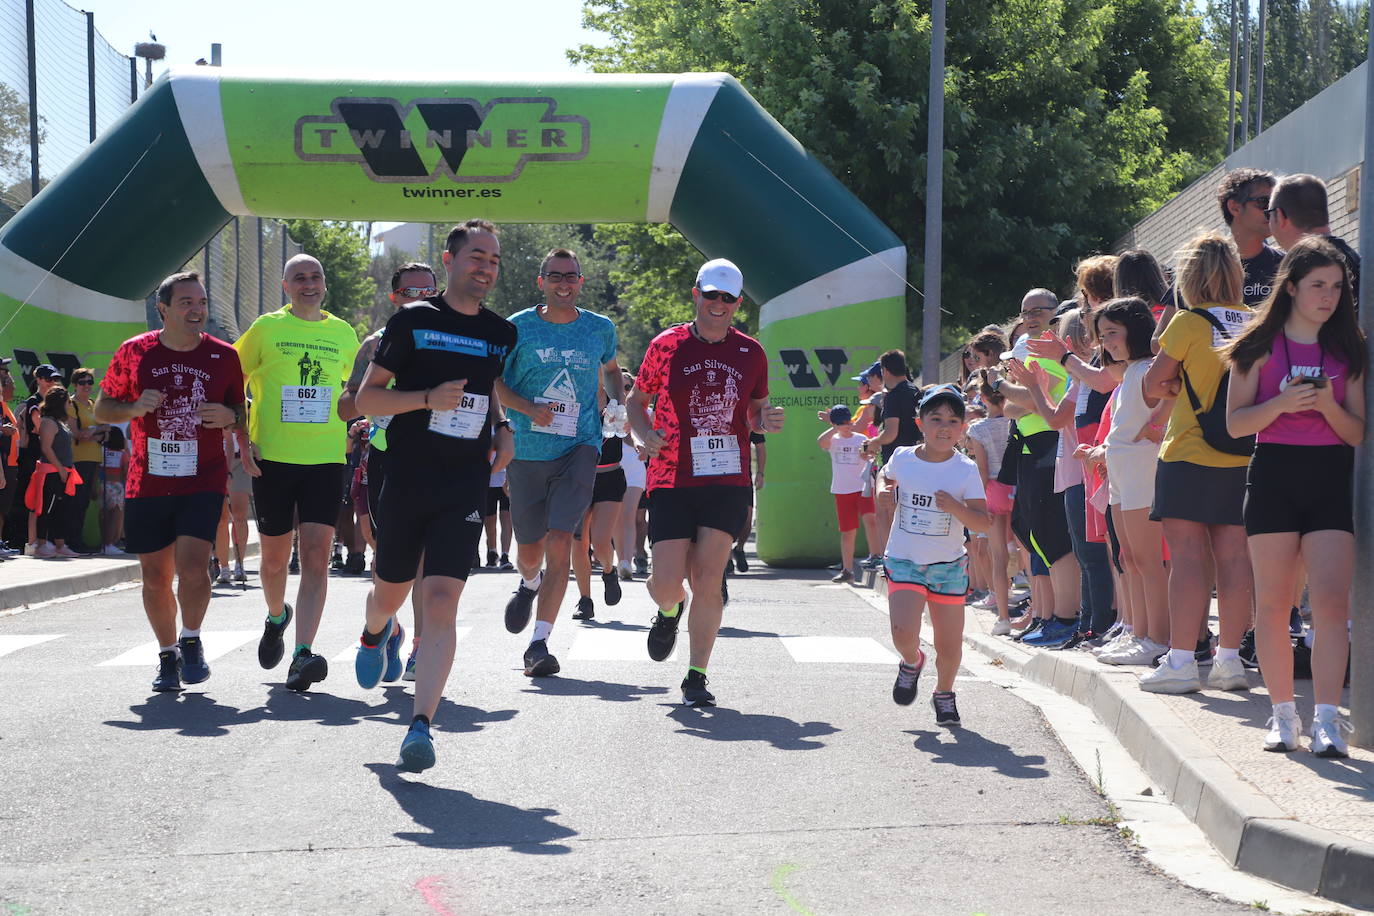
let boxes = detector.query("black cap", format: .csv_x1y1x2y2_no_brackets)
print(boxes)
828,404,853,425
34,364,59,380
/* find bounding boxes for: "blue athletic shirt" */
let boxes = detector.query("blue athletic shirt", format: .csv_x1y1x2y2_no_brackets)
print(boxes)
503,305,617,461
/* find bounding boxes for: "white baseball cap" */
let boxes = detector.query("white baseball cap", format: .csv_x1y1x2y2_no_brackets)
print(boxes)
695,259,744,297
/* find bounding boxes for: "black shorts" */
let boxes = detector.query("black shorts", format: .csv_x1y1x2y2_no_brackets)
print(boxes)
374,470,486,583
591,467,627,504
483,485,509,518
1151,458,1246,527
647,485,751,544
367,445,387,533
1244,444,1354,536
1011,434,1071,566
251,460,346,537
124,491,223,554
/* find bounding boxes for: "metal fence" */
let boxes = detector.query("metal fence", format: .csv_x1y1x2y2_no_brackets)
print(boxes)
0,0,301,339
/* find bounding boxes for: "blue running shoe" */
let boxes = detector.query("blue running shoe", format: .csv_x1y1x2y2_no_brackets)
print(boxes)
1022,617,1077,648
382,623,406,683
178,636,210,684
355,618,394,689
398,719,436,773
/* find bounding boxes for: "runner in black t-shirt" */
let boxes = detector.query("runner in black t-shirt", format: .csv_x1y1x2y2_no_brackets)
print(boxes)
864,350,922,464
353,219,516,773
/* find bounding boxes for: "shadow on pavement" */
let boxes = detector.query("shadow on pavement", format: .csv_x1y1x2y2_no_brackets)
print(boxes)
521,676,671,703
260,685,410,727
366,763,575,853
717,625,788,640
580,619,648,632
369,686,520,733
666,705,839,750
907,728,1050,779
104,691,269,738
1287,751,1374,801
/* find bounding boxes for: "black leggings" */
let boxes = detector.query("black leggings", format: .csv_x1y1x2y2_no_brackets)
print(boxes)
36,473,73,544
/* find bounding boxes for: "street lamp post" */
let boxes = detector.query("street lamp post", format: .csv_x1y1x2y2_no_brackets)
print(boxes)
921,0,945,385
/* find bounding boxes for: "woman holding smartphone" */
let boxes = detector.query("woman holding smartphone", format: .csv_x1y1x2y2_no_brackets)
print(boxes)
1224,236,1366,757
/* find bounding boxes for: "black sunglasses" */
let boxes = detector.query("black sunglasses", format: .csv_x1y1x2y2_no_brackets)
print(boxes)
1241,195,1270,209
701,290,739,304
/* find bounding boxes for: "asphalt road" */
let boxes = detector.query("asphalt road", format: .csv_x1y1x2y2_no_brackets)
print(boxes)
0,559,1256,915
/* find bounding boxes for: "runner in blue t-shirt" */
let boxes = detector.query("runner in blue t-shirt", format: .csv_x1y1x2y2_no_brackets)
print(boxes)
495,247,622,678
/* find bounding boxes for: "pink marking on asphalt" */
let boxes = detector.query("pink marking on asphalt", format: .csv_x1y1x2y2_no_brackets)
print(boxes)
415,876,457,916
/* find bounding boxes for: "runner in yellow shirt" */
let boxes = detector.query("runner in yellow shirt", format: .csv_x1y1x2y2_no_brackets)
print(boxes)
236,253,360,692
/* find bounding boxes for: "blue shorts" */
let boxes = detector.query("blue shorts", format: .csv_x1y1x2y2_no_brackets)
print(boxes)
884,555,969,605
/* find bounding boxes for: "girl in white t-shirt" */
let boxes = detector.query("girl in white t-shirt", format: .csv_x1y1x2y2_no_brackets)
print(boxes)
879,386,989,727
816,404,877,583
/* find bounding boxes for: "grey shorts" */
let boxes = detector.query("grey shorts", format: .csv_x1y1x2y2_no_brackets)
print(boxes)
228,458,253,495
507,445,598,544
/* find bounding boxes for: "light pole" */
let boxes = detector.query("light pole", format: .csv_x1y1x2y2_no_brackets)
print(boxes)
1351,11,1374,749
921,0,945,385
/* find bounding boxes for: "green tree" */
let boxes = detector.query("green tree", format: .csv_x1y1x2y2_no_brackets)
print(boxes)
281,219,376,335
573,0,1228,342
1201,0,1368,135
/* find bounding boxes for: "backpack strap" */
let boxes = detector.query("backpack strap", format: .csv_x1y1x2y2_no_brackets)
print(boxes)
1183,305,1233,340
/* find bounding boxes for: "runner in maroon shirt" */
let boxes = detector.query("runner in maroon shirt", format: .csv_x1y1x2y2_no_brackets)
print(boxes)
628,258,785,707
96,271,250,693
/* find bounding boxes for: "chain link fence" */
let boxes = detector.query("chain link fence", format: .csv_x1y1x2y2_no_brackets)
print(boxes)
0,0,300,340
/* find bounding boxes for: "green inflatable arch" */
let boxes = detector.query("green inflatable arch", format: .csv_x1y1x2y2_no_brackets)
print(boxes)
0,70,905,566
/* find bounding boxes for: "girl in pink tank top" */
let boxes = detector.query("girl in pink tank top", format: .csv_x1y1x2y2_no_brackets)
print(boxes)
1223,237,1366,758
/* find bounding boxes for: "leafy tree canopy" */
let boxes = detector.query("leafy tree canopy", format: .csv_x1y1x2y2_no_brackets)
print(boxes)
282,219,376,338
572,0,1228,347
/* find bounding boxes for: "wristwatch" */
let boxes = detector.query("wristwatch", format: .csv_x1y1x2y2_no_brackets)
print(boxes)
494,419,513,432
1058,350,1073,366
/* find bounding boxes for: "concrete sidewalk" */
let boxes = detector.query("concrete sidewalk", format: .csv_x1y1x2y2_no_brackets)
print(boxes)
850,569,1374,912
1,523,261,611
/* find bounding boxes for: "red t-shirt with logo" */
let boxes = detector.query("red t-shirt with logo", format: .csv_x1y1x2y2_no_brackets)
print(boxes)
101,331,246,498
634,324,768,491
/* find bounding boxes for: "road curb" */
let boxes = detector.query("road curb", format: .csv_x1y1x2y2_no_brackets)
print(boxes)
1,534,261,612
850,569,1374,911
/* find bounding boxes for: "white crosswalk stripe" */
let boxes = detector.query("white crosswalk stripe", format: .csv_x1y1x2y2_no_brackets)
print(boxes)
96,631,260,667
567,628,673,662
779,636,898,664
0,634,63,658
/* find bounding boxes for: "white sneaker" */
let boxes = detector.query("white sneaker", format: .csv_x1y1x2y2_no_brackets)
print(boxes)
1140,656,1202,693
1206,656,1250,691
101,544,128,557
1310,713,1353,758
54,545,82,558
973,595,999,611
25,541,41,557
216,566,233,584
991,618,1011,636
1095,634,1138,661
1264,707,1302,752
1102,637,1166,666
34,541,57,559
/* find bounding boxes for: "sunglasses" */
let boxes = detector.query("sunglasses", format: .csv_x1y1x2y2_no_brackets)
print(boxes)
1242,195,1270,209
542,272,582,283
395,286,437,298
701,290,739,304
1019,307,1052,318
74,379,94,385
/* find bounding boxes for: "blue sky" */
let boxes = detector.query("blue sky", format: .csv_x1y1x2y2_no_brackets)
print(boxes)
79,0,605,77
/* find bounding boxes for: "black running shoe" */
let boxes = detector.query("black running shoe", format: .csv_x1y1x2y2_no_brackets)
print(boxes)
344,552,366,575
179,636,210,684
932,690,961,726
733,546,748,573
258,603,293,669
892,653,924,705
602,571,622,606
285,649,328,691
152,649,183,692
505,581,538,633
681,670,716,707
647,603,683,661
1195,633,1215,666
331,547,344,570
498,554,514,571
572,596,595,620
288,553,300,575
523,639,560,677
486,550,498,568
1239,629,1261,670
721,573,729,607
1012,618,1044,642
1053,631,1089,652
